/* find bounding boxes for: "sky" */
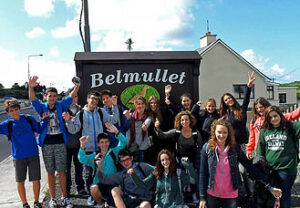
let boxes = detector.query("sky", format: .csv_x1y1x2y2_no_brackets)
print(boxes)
0,0,299,92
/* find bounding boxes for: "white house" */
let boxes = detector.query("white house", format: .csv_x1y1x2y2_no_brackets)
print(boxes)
195,32,297,108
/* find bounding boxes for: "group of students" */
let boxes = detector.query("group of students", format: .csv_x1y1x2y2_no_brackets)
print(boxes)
0,71,299,208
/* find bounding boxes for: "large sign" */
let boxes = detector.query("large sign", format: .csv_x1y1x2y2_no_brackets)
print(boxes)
74,51,201,108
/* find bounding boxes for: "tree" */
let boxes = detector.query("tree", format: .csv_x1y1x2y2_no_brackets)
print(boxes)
0,83,4,89
11,83,20,90
125,38,134,51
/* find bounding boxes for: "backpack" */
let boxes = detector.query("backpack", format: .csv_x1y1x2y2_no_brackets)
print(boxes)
121,163,146,193
78,108,103,135
8,115,34,141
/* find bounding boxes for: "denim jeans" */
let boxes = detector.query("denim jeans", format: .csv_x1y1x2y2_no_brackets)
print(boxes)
207,194,237,208
277,171,296,208
66,147,85,193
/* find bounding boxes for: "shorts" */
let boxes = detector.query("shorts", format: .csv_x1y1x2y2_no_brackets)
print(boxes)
98,183,116,206
13,156,41,182
123,193,143,208
42,143,67,173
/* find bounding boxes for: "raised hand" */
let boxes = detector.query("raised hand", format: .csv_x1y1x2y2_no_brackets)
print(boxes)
72,76,81,87
123,109,131,120
111,95,118,106
62,112,71,121
79,136,89,149
105,123,119,135
142,123,147,132
28,76,40,88
196,101,203,107
41,112,48,120
165,85,172,97
271,187,282,199
247,71,255,87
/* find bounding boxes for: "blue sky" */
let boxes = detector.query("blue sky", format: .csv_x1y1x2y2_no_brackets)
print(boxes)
0,0,299,92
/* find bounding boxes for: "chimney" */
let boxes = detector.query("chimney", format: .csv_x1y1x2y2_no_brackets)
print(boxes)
200,32,217,48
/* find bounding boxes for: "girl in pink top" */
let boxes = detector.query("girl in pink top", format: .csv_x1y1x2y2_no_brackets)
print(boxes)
246,97,300,159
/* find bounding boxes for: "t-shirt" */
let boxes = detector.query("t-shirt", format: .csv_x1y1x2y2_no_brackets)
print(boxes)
44,106,64,144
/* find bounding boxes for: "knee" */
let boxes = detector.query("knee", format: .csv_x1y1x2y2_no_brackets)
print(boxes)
111,187,122,198
139,201,151,208
90,184,99,196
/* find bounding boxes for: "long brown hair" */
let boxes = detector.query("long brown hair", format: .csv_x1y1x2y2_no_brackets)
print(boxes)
263,106,286,129
153,149,176,179
174,111,196,129
147,95,163,123
252,97,271,118
219,93,243,120
208,119,236,150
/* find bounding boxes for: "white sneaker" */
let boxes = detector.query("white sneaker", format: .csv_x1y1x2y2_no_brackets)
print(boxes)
49,199,58,208
61,197,73,208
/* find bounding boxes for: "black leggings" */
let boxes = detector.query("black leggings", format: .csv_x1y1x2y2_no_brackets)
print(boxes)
207,194,237,208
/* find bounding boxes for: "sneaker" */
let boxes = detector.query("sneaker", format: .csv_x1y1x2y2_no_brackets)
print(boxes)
95,204,106,208
87,196,96,206
61,197,73,208
33,201,42,208
77,189,88,195
23,203,31,208
48,199,57,208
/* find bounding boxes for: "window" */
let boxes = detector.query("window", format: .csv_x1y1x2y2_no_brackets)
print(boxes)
233,84,255,99
266,86,274,100
279,93,287,103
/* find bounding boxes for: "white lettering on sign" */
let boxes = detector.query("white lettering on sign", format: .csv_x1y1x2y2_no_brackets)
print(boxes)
90,69,186,88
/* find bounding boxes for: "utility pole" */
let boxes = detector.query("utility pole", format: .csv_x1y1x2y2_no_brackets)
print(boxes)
83,0,91,52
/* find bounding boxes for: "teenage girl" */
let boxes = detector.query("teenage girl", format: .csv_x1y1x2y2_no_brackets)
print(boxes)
219,72,255,146
199,119,281,208
191,98,220,143
128,149,197,208
246,97,300,159
257,106,300,208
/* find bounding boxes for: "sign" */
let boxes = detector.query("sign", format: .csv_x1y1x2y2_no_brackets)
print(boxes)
74,51,201,108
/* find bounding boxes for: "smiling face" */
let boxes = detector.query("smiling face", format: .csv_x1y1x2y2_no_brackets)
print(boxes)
160,153,170,170
255,103,265,116
180,114,191,128
134,99,146,114
268,111,281,128
87,95,99,110
119,155,133,170
98,138,110,153
223,95,234,107
46,92,58,108
206,101,216,114
149,98,158,112
181,96,192,110
8,107,20,120
215,124,229,146
101,94,112,108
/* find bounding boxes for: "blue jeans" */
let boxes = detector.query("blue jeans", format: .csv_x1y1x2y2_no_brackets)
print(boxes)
207,194,237,208
277,171,296,208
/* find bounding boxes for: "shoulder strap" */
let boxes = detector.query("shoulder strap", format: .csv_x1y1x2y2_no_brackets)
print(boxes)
79,109,84,135
118,106,123,126
136,163,146,178
98,108,104,124
8,120,13,141
192,131,199,148
109,151,118,166
24,115,34,132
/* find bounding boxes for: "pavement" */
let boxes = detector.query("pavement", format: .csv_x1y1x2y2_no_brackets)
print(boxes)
0,148,48,208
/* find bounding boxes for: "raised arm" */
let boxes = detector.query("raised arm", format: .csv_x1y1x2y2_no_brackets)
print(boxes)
69,77,81,99
28,76,40,101
246,122,256,159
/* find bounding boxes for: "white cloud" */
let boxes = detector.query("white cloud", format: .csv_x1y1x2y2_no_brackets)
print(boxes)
91,34,101,42
25,27,46,38
0,47,74,92
240,49,287,79
24,0,55,17
49,46,60,57
52,0,195,50
51,18,78,38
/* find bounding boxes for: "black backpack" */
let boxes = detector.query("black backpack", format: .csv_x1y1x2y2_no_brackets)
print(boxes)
8,115,34,141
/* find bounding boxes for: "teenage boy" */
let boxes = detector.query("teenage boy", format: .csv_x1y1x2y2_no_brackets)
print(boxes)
64,94,86,196
64,91,119,205
28,76,80,208
99,89,130,147
96,149,153,208
0,99,48,208
76,123,127,208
